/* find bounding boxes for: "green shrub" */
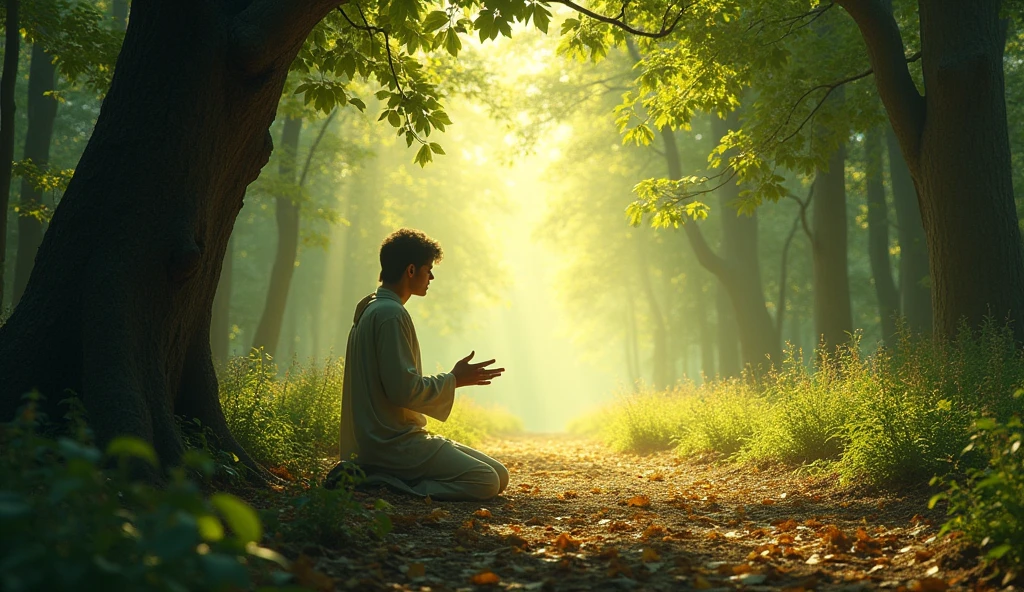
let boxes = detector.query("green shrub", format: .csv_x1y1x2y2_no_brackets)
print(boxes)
219,351,343,477
675,379,765,458
931,408,1024,570
0,397,293,592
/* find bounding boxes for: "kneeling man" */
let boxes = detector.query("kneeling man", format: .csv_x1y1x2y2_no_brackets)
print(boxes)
329,228,508,501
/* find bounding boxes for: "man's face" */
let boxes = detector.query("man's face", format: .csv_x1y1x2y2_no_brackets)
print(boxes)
410,263,434,297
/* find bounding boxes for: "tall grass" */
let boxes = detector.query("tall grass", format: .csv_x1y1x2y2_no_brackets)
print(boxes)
581,324,1024,486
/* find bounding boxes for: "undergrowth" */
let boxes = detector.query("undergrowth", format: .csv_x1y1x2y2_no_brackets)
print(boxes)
580,324,1024,487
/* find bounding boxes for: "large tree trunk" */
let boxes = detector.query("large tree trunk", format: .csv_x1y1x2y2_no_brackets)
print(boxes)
865,127,899,348
0,1,339,472
211,236,233,363
0,0,20,307
811,143,853,349
840,0,1024,341
12,44,59,306
663,122,781,372
886,125,931,334
251,116,301,358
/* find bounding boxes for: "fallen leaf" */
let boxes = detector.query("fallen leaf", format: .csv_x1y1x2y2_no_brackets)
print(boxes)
762,498,776,505
290,555,335,592
910,578,949,592
914,550,935,563
642,547,661,562
406,563,425,578
624,495,651,508
591,487,603,494
649,472,665,482
474,508,492,518
641,524,666,541
553,532,580,551
693,575,713,589
558,490,579,500
470,570,501,585
525,516,545,526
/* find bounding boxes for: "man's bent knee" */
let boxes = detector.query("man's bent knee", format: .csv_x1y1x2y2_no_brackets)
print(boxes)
493,462,509,494
462,466,502,500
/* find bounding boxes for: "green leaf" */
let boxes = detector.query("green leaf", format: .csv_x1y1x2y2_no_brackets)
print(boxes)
444,28,462,57
975,418,998,431
415,144,433,167
987,544,1013,560
106,436,159,467
349,97,367,111
531,3,551,33
428,142,445,155
387,110,402,128
211,493,262,544
197,514,225,542
423,10,450,32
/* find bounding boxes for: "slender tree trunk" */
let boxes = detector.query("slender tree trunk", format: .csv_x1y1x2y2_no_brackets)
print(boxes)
12,44,59,306
662,121,781,371
811,143,853,349
0,0,20,307
211,236,233,363
886,126,931,334
635,232,671,388
865,127,900,348
839,0,1024,341
624,287,640,386
251,116,301,358
0,2,338,474
715,286,741,376
696,276,715,379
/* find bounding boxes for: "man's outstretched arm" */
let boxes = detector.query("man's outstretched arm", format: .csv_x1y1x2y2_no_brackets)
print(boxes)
376,317,456,421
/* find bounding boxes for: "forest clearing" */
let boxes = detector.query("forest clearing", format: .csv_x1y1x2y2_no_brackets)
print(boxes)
3,0,1024,590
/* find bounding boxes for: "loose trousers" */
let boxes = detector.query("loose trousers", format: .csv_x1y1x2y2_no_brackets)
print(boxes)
363,439,509,501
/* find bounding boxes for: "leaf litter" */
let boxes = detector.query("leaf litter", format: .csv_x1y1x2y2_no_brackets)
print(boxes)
291,435,987,590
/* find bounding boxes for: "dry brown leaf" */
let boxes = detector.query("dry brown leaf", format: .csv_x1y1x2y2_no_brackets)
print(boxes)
774,518,798,532
290,555,335,592
625,495,651,508
558,490,579,500
914,550,935,563
553,532,581,551
406,563,426,578
693,575,714,589
470,570,501,585
591,487,603,494
525,516,545,526
474,508,492,518
641,524,666,541
642,547,661,562
910,578,949,592
649,472,665,482
761,498,776,505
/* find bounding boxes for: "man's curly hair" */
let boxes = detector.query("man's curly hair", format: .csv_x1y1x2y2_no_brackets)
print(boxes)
379,228,443,283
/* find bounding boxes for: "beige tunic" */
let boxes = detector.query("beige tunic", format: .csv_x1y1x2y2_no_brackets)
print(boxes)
340,287,456,473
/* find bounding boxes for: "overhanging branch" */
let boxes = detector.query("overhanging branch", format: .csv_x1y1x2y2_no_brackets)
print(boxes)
552,0,696,38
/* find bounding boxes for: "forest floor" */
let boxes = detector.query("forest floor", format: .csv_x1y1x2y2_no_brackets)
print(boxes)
284,435,988,592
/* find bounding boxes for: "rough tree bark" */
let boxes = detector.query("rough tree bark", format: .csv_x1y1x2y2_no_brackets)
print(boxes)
211,237,233,363
12,43,59,306
811,142,854,349
251,116,301,358
0,0,20,307
839,0,1024,340
0,0,346,472
865,127,900,348
886,125,931,334
662,122,782,372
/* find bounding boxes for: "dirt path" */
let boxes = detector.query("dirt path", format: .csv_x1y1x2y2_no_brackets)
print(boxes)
306,435,974,591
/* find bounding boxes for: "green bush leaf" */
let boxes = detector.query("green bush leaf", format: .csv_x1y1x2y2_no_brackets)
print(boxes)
197,514,225,542
212,493,262,544
106,436,159,467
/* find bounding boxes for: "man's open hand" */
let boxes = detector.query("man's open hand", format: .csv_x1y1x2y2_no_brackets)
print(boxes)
451,351,505,388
